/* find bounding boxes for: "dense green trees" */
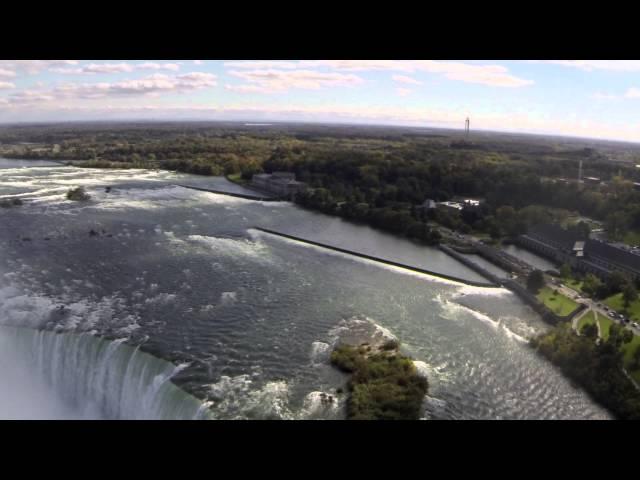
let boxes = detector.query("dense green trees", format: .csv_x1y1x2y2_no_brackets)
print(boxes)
6,122,640,243
330,343,428,420
581,273,604,297
623,283,638,310
527,270,545,293
531,323,640,419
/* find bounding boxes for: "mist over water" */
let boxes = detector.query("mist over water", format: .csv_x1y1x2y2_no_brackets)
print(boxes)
0,160,612,419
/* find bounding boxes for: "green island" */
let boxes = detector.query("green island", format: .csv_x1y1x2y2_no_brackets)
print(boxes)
531,322,640,419
330,340,428,420
66,186,91,201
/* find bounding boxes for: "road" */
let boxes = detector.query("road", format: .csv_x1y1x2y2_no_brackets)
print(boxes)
551,279,640,336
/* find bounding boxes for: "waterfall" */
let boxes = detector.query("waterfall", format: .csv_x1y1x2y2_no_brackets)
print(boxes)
0,326,210,420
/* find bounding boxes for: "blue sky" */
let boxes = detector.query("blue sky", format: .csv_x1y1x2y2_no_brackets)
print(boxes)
1,60,639,142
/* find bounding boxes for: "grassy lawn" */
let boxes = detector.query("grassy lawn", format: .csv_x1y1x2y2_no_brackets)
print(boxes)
622,230,640,247
577,311,596,332
603,293,640,322
537,286,580,316
597,314,613,340
564,278,584,293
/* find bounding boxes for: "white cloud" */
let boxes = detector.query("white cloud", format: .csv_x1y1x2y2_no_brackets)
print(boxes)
591,92,619,100
224,60,533,88
50,63,133,74
223,61,303,69
0,60,79,74
392,74,423,85
0,68,16,79
536,60,640,72
60,73,217,98
8,90,56,104
136,62,181,71
3,72,217,105
193,60,204,65
0,81,15,89
227,68,364,93
396,88,412,96
625,87,640,98
225,84,276,94
49,62,181,75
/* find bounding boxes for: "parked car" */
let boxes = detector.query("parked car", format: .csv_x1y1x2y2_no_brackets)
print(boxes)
633,322,639,329
608,312,616,318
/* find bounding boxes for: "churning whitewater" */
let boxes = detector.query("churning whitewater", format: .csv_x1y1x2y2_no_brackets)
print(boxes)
0,161,611,419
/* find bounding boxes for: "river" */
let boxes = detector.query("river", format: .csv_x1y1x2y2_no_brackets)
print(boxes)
0,160,611,419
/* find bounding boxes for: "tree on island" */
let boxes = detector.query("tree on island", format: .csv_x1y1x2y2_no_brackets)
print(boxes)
527,269,545,294
66,186,91,201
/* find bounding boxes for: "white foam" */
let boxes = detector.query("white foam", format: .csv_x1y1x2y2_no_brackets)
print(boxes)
438,295,528,343
220,291,237,305
413,360,430,379
310,341,331,364
144,293,177,305
187,234,273,263
206,374,294,420
299,391,342,419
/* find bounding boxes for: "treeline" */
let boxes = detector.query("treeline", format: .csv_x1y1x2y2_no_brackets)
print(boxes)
295,187,442,245
531,322,640,419
5,122,640,241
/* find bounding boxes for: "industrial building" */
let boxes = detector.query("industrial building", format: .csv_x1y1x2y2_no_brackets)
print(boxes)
250,172,307,198
518,223,640,280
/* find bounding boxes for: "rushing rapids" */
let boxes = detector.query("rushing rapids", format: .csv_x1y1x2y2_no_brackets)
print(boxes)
0,160,613,419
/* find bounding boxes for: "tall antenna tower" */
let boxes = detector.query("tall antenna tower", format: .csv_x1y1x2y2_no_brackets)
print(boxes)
578,160,583,183
465,117,470,138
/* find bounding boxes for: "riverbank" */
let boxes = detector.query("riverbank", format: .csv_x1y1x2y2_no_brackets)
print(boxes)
531,322,640,420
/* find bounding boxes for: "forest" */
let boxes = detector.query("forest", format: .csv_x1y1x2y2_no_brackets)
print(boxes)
3,121,640,245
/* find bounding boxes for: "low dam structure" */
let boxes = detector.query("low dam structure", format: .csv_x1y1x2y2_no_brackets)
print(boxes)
254,227,498,287
175,184,282,201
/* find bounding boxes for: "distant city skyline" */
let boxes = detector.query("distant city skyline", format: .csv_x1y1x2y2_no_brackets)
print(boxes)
1,60,639,143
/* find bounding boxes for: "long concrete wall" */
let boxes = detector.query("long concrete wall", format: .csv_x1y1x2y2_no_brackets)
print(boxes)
438,245,502,285
254,227,497,288
176,184,282,201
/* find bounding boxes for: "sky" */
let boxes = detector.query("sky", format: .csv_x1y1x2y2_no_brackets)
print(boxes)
1,60,639,143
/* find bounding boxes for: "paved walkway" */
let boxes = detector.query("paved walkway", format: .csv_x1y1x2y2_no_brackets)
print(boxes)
572,308,605,338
